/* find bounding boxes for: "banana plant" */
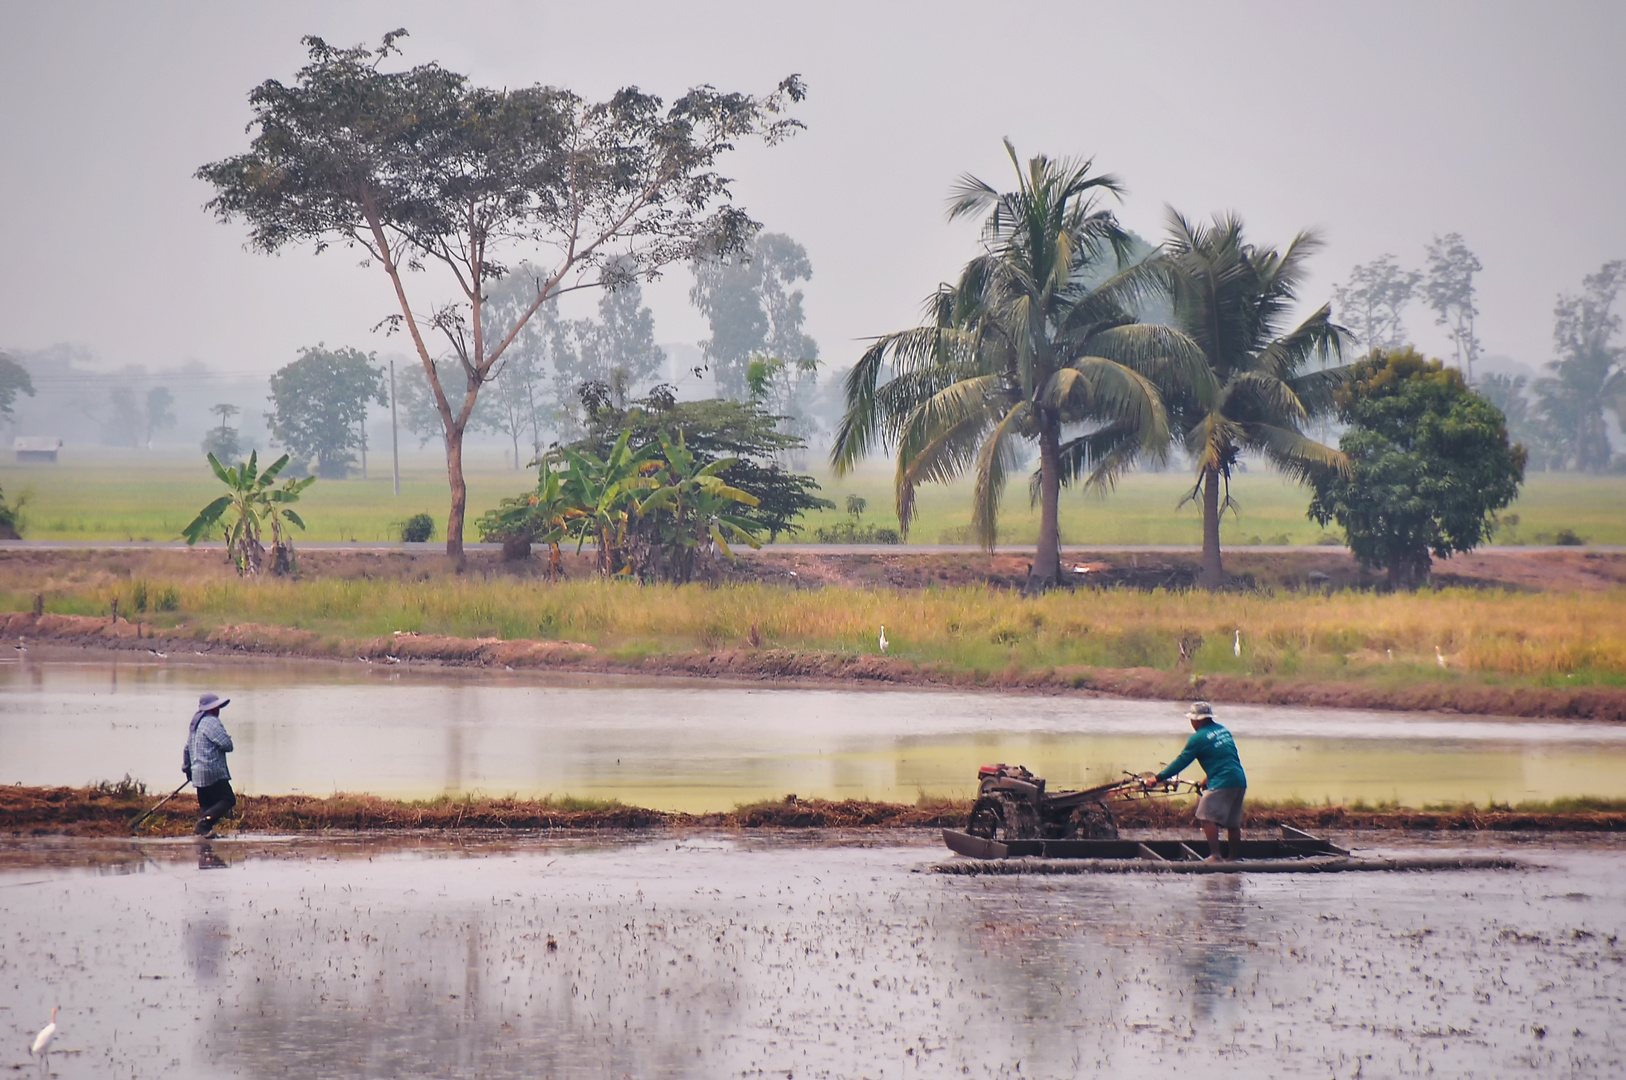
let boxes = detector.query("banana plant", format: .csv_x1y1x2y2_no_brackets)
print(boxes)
182,451,315,576
558,430,659,577
631,431,762,582
476,456,573,580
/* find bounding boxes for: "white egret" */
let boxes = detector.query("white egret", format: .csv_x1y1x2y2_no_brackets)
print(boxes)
1435,646,1448,669
878,626,889,654
31,1006,57,1070
1233,630,1242,657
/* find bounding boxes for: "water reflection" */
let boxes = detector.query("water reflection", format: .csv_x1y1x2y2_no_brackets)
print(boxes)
4,659,1626,810
196,840,228,870
1185,875,1247,1019
0,834,1622,1077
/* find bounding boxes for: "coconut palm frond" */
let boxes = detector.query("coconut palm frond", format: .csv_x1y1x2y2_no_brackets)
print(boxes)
971,400,1030,549
1046,419,1150,498
1225,369,1311,428
1251,422,1349,482
1253,302,1348,381
1046,360,1169,449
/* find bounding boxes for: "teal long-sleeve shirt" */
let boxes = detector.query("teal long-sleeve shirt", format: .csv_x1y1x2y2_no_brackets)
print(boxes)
1156,721,1247,789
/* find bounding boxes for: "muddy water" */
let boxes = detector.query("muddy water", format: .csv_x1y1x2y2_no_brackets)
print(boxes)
0,834,1621,1078
3,657,1626,809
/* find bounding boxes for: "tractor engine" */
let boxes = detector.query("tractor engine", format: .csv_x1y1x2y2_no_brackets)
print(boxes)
965,763,1121,842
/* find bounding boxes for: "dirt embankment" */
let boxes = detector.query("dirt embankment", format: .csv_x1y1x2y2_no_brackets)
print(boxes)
7,610,1626,723
5,786,1622,838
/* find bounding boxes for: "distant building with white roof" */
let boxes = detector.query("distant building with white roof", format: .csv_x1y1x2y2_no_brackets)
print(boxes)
13,437,62,463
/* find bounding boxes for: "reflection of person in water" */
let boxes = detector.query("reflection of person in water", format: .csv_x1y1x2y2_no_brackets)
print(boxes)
1184,874,1247,1018
183,692,236,837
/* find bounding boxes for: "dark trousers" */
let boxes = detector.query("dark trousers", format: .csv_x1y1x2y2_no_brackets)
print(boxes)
196,780,236,833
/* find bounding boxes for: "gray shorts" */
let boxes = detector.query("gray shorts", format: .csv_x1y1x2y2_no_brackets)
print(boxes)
1195,786,1246,829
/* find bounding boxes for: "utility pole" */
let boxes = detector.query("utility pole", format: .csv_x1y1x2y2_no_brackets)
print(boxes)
389,359,401,497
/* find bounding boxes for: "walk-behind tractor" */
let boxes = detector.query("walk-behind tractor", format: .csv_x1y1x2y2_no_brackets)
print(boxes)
964,763,1197,842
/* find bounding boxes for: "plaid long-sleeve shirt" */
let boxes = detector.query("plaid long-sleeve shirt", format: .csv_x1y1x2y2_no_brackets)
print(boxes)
183,713,234,788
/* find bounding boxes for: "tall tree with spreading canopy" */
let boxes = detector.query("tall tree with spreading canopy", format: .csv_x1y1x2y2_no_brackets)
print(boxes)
833,143,1205,590
1424,233,1483,385
1535,259,1625,471
197,30,804,561
1157,211,1349,588
691,232,820,399
1331,254,1419,351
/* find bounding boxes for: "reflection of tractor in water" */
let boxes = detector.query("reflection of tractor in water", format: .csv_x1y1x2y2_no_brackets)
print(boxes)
965,763,1195,842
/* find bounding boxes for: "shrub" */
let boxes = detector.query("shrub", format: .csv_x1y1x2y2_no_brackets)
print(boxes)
400,513,435,543
1554,528,1584,546
812,521,901,544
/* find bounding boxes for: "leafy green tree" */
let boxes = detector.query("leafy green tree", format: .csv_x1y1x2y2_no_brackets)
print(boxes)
691,232,820,402
202,403,242,461
144,387,177,449
0,351,35,420
834,143,1202,589
478,269,560,465
1308,349,1525,590
1477,372,1565,470
182,451,317,576
1157,211,1349,588
1423,233,1483,384
267,346,387,478
1534,260,1624,472
571,388,830,540
1332,254,1419,352
198,30,803,562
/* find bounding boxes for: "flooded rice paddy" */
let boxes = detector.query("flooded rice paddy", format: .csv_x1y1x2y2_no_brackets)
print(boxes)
0,832,1621,1078
4,657,1626,809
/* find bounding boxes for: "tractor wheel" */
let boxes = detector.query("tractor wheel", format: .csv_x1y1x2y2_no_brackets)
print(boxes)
1070,801,1120,840
966,797,1005,839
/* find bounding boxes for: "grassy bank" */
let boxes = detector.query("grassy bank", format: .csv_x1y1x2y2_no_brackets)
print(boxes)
6,449,1625,546
11,572,1625,690
7,785,1623,838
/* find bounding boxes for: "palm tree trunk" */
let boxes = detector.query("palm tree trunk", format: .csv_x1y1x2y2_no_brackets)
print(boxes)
1031,426,1064,590
444,425,467,566
1199,465,1225,588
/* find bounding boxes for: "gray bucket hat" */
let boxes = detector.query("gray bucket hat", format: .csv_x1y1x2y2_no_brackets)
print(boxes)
197,692,230,712
1186,700,1214,721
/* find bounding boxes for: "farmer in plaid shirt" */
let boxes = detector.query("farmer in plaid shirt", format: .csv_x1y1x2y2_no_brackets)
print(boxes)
182,692,236,837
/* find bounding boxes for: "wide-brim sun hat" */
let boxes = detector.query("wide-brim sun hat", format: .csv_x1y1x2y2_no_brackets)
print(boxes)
1186,701,1214,721
197,692,231,711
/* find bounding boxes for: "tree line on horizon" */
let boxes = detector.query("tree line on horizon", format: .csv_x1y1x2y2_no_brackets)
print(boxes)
127,27,1612,591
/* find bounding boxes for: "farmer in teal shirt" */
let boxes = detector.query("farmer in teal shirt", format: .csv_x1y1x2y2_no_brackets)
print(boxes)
1142,702,1247,862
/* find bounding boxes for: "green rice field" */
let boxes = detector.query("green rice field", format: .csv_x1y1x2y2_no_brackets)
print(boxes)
2,446,1623,546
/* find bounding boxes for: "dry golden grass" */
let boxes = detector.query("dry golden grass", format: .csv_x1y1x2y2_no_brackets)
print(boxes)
6,554,1623,686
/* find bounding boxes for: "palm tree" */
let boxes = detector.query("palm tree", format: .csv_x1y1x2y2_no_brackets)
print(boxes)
832,143,1205,589
1157,211,1350,588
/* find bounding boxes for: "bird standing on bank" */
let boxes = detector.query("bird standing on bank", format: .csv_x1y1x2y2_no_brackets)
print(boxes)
879,626,889,654
31,1006,57,1071
1233,630,1242,658
1435,646,1448,669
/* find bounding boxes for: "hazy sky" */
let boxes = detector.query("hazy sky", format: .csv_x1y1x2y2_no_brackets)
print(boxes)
2,0,1623,380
